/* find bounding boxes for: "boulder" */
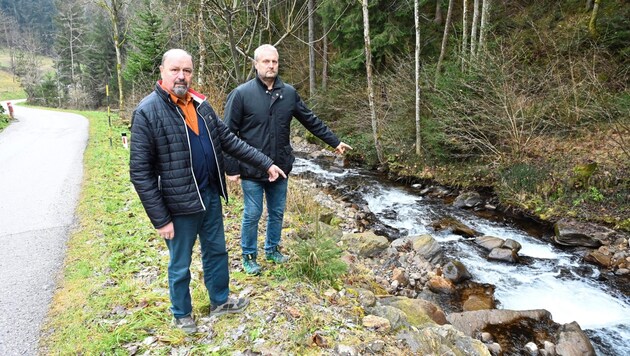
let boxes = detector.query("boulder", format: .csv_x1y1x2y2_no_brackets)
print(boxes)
432,217,480,238
411,234,444,264
427,275,455,294
488,247,519,263
453,191,484,209
442,260,472,283
555,322,595,356
397,325,491,356
341,231,389,258
380,296,448,326
502,238,522,253
447,309,552,337
368,305,408,330
552,218,618,248
476,236,505,251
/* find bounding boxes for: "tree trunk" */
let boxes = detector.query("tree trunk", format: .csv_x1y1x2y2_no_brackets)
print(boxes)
361,0,384,164
478,0,491,55
462,0,469,69
98,0,127,119
434,0,443,25
470,0,480,58
435,0,454,85
308,0,316,97
197,0,205,87
589,0,600,37
585,0,594,11
414,0,422,156
322,24,328,91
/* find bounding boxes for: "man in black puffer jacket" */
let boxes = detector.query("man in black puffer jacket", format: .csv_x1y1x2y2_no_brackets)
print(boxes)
130,49,285,334
223,44,352,275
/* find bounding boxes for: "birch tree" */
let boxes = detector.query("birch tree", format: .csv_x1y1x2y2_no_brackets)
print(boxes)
361,0,384,164
415,0,422,155
97,0,128,117
308,0,316,96
470,0,480,58
435,0,454,85
462,0,469,69
478,0,491,55
54,0,88,106
589,0,601,37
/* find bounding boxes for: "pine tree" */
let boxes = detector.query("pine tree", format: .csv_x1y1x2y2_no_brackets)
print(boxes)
123,0,167,95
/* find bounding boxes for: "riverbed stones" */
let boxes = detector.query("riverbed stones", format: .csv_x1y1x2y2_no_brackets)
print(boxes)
368,305,409,330
448,309,553,335
341,231,389,258
379,296,448,326
502,238,522,252
552,218,614,248
488,247,519,263
453,191,484,209
475,236,505,250
411,234,444,264
362,315,391,332
432,216,480,237
442,260,472,283
398,325,491,355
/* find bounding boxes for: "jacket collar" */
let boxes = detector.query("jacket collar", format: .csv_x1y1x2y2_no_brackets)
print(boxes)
155,80,207,105
254,75,284,91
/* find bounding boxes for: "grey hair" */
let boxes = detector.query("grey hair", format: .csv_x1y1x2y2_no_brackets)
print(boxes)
161,49,193,65
253,44,278,61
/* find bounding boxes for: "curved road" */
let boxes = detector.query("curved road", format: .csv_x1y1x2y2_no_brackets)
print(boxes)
0,101,88,355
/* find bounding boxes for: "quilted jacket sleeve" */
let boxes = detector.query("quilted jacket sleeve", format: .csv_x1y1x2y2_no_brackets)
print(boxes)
129,107,171,229
215,113,273,172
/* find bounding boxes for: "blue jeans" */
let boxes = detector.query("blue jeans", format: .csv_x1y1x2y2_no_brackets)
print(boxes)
240,178,288,257
165,188,229,319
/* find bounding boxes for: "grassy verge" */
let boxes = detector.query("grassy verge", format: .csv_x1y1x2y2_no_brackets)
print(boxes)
40,109,382,354
0,69,26,101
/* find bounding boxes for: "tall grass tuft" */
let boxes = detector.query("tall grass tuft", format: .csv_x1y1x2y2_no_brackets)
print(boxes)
287,222,347,284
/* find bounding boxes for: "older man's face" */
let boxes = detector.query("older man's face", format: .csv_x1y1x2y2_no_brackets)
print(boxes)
254,48,279,81
160,52,193,98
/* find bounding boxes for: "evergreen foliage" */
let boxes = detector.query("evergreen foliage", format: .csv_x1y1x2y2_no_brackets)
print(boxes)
123,0,167,93
81,10,117,108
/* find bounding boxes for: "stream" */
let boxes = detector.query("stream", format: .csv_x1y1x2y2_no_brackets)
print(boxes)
292,155,630,356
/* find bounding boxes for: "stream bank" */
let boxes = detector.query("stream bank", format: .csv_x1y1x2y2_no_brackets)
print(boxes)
290,141,630,355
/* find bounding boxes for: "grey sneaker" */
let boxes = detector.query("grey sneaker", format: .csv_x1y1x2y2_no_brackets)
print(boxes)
243,254,262,275
173,315,197,334
210,297,250,316
266,247,289,264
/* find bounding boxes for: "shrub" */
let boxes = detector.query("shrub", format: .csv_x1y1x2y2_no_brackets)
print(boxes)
288,228,347,284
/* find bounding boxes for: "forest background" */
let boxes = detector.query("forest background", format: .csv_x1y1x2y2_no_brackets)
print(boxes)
0,0,628,231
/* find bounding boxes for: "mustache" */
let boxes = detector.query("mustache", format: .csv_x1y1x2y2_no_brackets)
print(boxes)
174,80,187,85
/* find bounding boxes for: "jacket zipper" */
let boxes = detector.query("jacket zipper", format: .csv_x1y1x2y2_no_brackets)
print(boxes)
175,107,206,211
197,105,228,201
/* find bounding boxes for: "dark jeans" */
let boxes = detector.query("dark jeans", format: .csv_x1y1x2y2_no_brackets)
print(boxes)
165,188,229,319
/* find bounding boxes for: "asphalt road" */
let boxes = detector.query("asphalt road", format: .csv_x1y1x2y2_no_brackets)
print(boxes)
0,101,88,355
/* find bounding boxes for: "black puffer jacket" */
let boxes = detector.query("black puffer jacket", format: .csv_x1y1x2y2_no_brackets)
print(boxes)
223,76,340,181
130,83,273,228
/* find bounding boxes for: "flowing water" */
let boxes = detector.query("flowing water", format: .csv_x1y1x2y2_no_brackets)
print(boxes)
293,156,630,355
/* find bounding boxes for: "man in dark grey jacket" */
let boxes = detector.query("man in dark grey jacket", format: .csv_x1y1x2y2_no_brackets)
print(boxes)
224,44,352,275
130,49,285,334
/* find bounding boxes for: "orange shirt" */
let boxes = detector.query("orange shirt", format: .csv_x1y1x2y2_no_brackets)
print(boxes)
160,83,199,135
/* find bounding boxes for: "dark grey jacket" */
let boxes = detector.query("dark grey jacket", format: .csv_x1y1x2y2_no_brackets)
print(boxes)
223,76,340,180
130,83,273,228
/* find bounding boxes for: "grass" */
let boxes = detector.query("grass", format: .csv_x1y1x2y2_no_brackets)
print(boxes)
39,108,390,354
0,69,25,101
0,47,48,101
